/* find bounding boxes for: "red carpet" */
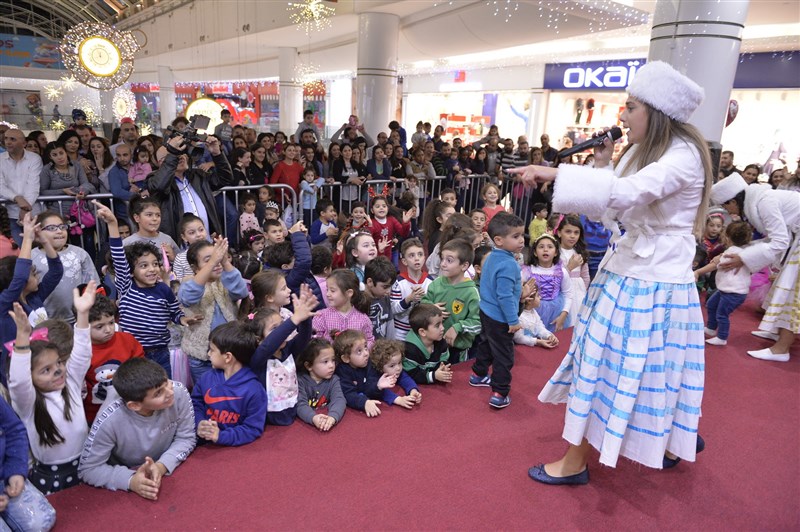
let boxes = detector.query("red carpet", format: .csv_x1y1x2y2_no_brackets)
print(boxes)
49,301,799,530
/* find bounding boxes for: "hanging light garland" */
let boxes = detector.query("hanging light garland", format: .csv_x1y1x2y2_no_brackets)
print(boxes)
60,22,142,90
287,0,335,35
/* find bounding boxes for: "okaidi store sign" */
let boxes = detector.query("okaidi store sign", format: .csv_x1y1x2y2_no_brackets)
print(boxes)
544,52,800,90
544,59,646,90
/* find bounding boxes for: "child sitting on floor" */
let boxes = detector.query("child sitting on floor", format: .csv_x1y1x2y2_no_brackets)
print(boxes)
295,338,346,432
402,304,452,385
334,330,395,418
370,339,422,409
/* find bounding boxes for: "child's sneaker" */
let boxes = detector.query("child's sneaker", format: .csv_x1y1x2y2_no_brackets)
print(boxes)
489,392,510,409
706,336,727,346
704,327,717,337
469,373,491,387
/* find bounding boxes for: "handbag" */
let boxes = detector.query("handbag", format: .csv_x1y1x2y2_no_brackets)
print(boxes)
68,200,96,236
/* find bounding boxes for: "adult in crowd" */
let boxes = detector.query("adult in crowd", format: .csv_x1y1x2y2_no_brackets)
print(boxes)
110,117,139,159
74,124,93,157
84,136,114,193
511,61,710,485
540,133,559,163
388,120,407,149
768,167,786,189
740,163,761,185
108,143,137,224
711,173,799,363
39,141,96,213
0,128,42,243
332,143,367,215
56,130,82,164
719,149,739,177
778,166,800,191
148,135,232,241
249,143,272,184
27,131,48,153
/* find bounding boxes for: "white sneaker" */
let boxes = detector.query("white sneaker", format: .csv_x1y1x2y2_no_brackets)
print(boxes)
747,348,790,363
706,336,727,346
704,327,717,337
751,330,779,341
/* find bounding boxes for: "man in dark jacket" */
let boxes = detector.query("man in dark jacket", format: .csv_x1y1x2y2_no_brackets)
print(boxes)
148,135,233,242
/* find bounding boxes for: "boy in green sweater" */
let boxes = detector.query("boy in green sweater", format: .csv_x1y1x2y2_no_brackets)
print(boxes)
403,304,452,385
422,239,481,363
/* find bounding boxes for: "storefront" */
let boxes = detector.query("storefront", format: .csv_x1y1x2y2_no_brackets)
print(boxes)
541,52,800,168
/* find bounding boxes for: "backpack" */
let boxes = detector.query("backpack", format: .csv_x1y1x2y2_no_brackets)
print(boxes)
69,200,96,236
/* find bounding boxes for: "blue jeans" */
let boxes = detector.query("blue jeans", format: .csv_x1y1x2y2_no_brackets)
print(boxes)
145,347,172,379
1,479,56,532
706,290,746,340
9,219,22,246
188,357,212,387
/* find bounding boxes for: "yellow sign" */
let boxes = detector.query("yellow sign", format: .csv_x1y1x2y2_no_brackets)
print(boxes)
452,300,464,315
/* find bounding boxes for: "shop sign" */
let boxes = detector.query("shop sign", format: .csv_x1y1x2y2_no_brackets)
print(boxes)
545,59,646,90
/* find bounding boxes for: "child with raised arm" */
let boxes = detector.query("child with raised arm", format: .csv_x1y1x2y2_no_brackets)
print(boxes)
333,330,395,418
178,238,249,384
369,195,414,259
248,287,318,426
390,238,432,341
8,283,96,494
191,321,267,446
295,338,346,432
371,339,422,409
78,358,196,500
403,303,452,385
469,212,532,409
93,201,197,378
422,239,481,363
0,213,63,380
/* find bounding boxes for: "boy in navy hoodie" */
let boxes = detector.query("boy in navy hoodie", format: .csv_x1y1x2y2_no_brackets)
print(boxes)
191,322,267,446
403,304,453,385
333,330,395,417
263,221,325,310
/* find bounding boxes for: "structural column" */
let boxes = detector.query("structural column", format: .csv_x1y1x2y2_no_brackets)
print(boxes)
279,47,303,134
648,0,749,145
99,90,114,138
355,12,400,140
158,66,177,130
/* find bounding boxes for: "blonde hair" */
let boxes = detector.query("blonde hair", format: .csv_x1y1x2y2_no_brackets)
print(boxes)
615,101,713,237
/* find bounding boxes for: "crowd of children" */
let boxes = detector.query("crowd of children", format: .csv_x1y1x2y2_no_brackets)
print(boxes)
1,111,796,521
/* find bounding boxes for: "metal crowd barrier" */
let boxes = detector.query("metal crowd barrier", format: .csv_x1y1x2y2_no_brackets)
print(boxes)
218,184,298,235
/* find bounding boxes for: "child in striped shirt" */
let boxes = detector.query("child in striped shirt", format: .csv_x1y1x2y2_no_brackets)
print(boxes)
93,201,198,378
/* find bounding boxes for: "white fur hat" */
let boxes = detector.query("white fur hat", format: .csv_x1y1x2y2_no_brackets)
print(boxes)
627,61,704,123
710,172,747,205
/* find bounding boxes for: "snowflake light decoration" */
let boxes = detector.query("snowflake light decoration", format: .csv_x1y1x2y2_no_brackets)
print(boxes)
112,88,137,121
44,85,63,101
50,119,65,132
60,22,141,89
73,97,103,126
60,75,78,91
288,0,335,34
138,123,153,136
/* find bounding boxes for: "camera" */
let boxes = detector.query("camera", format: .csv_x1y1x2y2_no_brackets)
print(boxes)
165,114,211,155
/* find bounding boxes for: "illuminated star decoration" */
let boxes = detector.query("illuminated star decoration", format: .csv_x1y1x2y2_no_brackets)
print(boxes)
293,62,325,93
112,88,137,121
288,0,335,34
50,119,65,132
44,85,63,101
138,123,153,136
60,75,78,91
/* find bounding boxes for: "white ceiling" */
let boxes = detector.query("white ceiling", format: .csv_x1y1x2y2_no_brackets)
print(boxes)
126,0,800,82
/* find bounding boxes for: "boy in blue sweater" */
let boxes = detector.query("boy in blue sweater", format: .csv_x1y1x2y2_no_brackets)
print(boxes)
309,199,338,249
191,322,267,447
469,212,529,409
263,222,325,310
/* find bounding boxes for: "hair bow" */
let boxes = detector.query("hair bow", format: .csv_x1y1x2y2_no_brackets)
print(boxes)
247,313,256,320
3,327,49,354
552,214,565,237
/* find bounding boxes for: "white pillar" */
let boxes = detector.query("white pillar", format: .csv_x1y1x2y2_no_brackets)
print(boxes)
99,89,114,137
158,66,176,130
355,12,399,140
279,47,303,135
648,0,749,144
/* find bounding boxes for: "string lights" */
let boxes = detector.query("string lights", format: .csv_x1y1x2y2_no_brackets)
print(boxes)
287,0,335,35
488,1,519,23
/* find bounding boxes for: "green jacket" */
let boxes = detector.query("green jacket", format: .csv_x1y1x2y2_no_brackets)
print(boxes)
403,330,450,385
422,276,481,351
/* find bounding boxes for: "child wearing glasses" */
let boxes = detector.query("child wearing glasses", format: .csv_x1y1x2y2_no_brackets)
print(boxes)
30,211,99,324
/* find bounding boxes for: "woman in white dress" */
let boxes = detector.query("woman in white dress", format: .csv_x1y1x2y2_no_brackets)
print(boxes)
710,173,799,362
509,61,711,485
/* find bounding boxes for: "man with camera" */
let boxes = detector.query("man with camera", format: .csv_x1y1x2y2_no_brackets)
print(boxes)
148,134,233,242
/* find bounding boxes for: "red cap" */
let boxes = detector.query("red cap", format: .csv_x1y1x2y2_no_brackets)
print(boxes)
120,117,135,125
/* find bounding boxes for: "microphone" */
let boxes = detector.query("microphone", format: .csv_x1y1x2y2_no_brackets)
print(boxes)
558,127,623,159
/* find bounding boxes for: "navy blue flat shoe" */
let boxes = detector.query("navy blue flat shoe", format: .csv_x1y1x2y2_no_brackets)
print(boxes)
663,434,705,469
528,464,589,485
